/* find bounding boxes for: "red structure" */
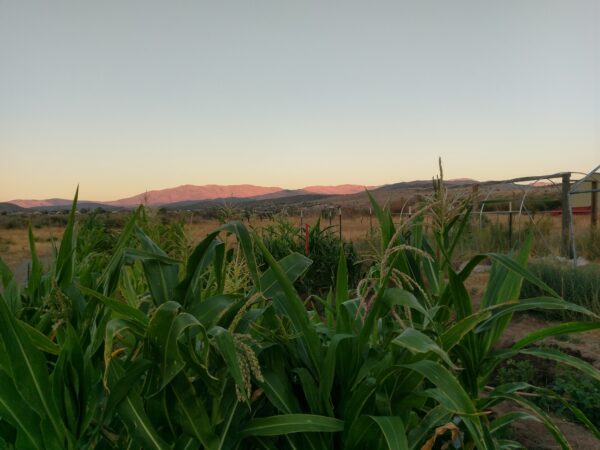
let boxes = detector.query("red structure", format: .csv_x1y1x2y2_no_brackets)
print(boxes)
550,206,592,217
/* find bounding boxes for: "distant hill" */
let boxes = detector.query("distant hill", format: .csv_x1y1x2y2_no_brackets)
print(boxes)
107,184,284,207
9,198,74,208
250,189,310,201
376,178,477,192
107,184,373,207
30,202,123,212
102,184,372,207
302,185,375,195
7,181,475,211
162,192,330,211
8,198,122,212
0,202,25,213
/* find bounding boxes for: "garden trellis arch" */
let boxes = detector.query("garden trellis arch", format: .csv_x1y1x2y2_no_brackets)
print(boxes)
448,165,599,262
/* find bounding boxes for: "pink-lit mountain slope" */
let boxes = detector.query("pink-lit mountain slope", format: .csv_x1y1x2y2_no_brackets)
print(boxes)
107,184,284,206
107,184,375,206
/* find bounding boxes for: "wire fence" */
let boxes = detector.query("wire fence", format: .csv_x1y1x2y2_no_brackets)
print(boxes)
290,167,599,262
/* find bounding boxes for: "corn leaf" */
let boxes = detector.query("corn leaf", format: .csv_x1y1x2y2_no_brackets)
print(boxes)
488,392,569,450
259,370,302,414
79,284,149,327
241,414,344,437
26,223,43,305
118,391,170,450
0,292,67,444
476,298,598,332
170,373,219,450
489,411,539,435
346,416,408,450
220,222,261,290
189,294,242,328
128,229,180,306
100,205,142,295
393,329,456,369
147,301,203,390
440,310,492,351
55,187,78,289
259,252,312,299
511,322,600,350
176,231,221,306
0,368,43,449
211,326,251,403
20,321,59,355
255,239,322,376
519,347,600,382
335,245,350,333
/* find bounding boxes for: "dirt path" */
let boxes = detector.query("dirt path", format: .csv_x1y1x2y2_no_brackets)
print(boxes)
493,403,600,450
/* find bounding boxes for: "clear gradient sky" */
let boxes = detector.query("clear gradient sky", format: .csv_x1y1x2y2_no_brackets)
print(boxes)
1,0,599,201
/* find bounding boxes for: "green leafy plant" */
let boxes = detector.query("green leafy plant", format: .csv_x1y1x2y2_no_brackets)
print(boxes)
494,357,600,428
496,359,537,386
543,368,600,425
257,216,361,295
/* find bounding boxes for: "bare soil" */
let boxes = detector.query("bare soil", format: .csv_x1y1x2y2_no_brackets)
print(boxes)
493,402,600,450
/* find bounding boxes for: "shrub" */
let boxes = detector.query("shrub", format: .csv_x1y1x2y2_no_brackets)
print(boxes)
579,227,600,261
544,368,600,425
541,367,600,426
495,357,600,427
496,359,536,386
256,216,361,295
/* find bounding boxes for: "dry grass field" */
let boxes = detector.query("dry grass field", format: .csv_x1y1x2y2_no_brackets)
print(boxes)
1,210,598,280
0,226,63,283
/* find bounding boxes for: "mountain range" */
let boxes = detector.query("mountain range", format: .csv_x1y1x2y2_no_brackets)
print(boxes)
7,184,376,210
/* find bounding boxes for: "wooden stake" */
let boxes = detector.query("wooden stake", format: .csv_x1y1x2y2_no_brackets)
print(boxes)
561,173,573,258
305,223,309,256
508,201,513,247
339,207,342,241
592,181,598,229
472,184,480,213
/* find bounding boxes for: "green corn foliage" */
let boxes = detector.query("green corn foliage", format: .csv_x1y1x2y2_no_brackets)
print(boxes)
0,180,598,450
